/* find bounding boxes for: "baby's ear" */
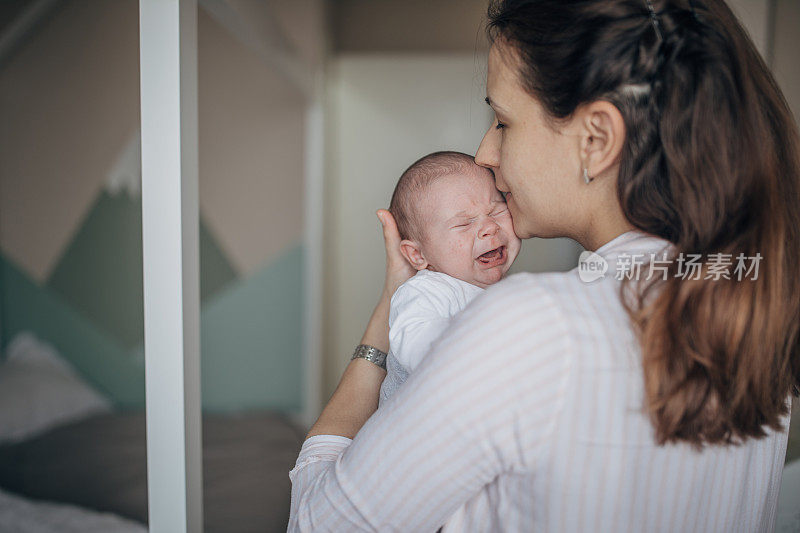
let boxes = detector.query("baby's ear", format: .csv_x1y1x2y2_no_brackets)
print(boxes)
399,240,428,270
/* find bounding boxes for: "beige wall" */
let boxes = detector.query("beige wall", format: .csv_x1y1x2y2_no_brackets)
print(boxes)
770,0,800,446
198,0,325,275
772,0,800,123
0,0,140,282
197,5,307,276
331,0,490,53
0,0,322,282
727,0,772,55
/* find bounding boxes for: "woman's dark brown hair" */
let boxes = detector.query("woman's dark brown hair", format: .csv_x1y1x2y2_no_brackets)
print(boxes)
487,0,800,447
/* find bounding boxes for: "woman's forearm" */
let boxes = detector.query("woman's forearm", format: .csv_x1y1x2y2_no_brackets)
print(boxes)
305,292,391,439
305,211,412,440
359,288,392,352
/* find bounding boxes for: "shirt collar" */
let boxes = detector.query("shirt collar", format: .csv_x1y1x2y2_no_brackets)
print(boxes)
594,229,673,261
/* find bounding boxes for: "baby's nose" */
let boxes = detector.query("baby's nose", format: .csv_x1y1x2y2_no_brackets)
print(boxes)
480,220,500,238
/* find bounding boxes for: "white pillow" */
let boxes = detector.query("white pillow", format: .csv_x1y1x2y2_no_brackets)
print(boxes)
0,487,147,532
0,332,111,444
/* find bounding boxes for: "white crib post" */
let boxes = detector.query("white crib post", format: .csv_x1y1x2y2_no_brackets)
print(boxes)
139,1,203,532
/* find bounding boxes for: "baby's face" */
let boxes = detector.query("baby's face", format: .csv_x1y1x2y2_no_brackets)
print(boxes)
415,169,521,288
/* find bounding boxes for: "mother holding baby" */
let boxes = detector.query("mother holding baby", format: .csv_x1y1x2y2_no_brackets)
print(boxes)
289,0,800,531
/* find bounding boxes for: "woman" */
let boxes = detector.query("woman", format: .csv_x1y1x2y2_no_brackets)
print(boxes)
289,0,800,530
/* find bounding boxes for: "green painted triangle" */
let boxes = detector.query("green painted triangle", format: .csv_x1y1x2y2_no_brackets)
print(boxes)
0,252,144,407
45,191,238,349
198,243,305,412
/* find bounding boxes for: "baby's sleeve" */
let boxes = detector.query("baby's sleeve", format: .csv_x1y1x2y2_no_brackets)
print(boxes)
389,284,454,373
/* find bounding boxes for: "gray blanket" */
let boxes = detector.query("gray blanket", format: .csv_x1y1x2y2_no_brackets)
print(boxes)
0,411,305,533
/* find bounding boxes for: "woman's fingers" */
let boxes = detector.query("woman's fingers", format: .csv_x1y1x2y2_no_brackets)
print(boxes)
377,209,415,295
376,209,403,261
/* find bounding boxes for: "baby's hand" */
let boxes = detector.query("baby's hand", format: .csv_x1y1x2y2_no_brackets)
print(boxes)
377,209,415,298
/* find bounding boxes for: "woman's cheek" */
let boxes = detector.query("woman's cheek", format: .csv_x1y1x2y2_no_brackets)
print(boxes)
500,214,516,238
506,195,519,222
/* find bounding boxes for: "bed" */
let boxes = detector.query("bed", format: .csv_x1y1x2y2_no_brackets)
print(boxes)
0,332,305,532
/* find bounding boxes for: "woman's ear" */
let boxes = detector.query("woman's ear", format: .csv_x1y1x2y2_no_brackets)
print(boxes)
577,100,626,181
399,240,429,271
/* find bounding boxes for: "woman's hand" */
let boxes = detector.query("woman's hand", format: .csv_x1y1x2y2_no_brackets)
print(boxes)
356,210,414,353
377,209,416,300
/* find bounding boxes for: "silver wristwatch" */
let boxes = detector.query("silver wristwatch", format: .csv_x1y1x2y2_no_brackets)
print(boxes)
351,344,387,369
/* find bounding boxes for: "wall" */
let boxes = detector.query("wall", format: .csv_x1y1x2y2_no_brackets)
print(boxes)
772,0,800,122
331,0,490,53
770,0,800,464
0,0,321,415
0,0,140,284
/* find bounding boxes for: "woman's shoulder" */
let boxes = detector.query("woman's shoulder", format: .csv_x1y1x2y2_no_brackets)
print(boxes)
488,268,617,310
441,271,577,393
471,269,607,333
484,270,579,305
457,271,575,330
478,269,634,358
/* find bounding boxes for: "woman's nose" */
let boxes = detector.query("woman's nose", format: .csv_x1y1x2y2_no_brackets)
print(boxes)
475,125,500,169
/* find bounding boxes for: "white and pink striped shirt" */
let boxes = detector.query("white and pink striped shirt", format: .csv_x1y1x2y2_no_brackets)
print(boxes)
288,230,790,532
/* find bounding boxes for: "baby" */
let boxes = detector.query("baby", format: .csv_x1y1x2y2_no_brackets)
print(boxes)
378,151,522,407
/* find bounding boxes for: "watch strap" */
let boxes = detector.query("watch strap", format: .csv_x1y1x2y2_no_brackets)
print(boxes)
351,344,388,369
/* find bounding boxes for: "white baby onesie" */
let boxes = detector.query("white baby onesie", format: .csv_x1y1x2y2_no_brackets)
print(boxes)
378,269,484,407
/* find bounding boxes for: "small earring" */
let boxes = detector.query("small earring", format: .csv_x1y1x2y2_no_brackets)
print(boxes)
583,168,592,184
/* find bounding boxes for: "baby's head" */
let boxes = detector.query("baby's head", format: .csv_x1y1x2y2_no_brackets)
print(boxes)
390,151,521,288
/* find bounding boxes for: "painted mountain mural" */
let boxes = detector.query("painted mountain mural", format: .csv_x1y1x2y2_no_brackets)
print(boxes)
0,190,304,413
